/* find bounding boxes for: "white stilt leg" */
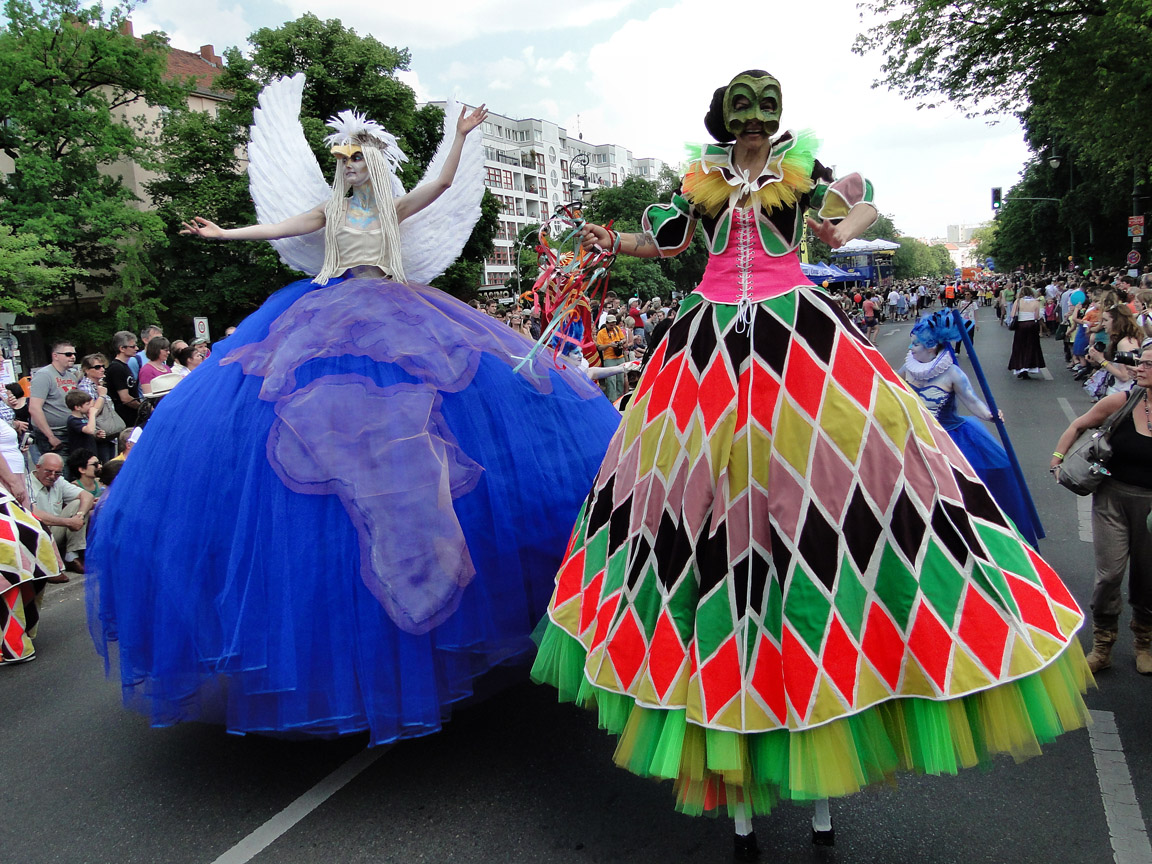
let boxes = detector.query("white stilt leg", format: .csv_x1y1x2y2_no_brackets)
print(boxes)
734,800,753,836
812,799,831,832
732,799,759,861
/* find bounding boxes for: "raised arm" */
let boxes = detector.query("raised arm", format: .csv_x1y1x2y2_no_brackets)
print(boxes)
395,105,488,223
579,224,663,259
180,204,326,242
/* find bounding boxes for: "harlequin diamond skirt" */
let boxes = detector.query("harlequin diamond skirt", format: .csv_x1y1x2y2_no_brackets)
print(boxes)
1,491,63,663
532,287,1091,816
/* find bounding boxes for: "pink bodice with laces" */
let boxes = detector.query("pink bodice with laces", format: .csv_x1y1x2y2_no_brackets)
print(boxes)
693,208,808,304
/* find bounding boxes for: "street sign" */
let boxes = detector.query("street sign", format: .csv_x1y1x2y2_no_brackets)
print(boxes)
193,317,210,342
10,324,36,332
1129,215,1145,227
1127,249,1141,266
1129,225,1145,236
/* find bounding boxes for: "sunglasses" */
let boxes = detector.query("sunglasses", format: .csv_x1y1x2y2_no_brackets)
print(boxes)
88,364,106,370
55,351,76,357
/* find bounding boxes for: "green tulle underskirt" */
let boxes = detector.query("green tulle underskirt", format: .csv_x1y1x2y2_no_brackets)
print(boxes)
530,620,1093,817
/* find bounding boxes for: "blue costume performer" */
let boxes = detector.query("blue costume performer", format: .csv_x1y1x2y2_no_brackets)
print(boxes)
86,76,620,743
899,312,1044,547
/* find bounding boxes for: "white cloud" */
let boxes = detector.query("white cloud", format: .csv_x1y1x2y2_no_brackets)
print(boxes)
577,0,1028,237
395,69,432,103
272,0,634,49
130,0,254,55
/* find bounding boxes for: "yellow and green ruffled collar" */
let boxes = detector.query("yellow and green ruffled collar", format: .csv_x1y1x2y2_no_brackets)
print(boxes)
682,130,820,217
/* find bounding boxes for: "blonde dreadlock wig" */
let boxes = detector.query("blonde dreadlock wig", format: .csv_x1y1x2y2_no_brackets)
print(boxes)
314,109,408,285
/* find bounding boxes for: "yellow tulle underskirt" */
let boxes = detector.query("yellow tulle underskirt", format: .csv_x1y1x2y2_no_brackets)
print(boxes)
531,620,1093,817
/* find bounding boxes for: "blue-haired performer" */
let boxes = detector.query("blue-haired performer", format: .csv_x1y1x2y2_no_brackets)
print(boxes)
899,311,1044,547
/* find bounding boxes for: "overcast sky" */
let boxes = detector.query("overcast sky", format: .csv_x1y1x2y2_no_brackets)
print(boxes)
131,0,1032,239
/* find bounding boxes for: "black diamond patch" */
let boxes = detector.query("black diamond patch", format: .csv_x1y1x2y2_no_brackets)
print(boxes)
843,486,883,571
953,470,1007,527
889,490,926,563
797,504,840,589
752,307,789,376
795,294,836,363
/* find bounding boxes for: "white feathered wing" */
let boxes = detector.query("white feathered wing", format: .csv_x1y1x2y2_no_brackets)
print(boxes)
249,78,484,283
247,73,330,276
400,98,486,284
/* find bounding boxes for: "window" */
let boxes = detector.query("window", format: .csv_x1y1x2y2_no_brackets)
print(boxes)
549,146,557,164
485,166,502,188
561,160,569,180
502,169,513,189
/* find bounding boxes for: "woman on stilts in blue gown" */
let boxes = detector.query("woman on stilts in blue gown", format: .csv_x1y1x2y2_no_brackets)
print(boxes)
86,76,621,744
899,311,1044,548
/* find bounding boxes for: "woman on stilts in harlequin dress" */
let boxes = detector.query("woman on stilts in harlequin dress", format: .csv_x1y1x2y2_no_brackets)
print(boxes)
531,71,1092,859
86,75,621,744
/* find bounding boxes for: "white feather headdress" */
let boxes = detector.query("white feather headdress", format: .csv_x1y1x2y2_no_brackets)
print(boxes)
324,109,408,172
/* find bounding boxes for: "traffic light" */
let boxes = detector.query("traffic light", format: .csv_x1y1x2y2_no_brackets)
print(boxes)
991,187,1003,210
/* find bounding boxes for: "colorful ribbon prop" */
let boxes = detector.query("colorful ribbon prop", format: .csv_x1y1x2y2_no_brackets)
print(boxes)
514,204,618,373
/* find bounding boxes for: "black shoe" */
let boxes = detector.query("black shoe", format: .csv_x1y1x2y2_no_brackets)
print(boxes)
812,827,836,847
733,832,760,861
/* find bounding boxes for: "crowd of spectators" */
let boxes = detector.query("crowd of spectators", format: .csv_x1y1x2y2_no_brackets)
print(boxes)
470,290,677,401
0,323,220,586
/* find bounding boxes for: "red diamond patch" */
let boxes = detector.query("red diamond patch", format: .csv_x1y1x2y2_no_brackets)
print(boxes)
956,586,1010,676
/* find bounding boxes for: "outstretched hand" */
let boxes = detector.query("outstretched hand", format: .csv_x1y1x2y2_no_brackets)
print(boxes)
457,104,488,137
580,224,612,251
806,216,848,250
180,216,225,240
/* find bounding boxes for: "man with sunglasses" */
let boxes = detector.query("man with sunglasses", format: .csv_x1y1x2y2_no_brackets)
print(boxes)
28,341,81,466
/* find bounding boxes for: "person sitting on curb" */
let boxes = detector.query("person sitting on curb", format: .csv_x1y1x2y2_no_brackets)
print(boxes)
28,453,93,580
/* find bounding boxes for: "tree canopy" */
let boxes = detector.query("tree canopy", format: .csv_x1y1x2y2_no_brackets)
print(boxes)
856,0,1152,270
0,224,83,314
0,0,191,328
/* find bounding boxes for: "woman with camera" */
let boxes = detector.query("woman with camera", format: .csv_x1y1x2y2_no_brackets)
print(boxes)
1052,345,1152,674
1085,304,1144,398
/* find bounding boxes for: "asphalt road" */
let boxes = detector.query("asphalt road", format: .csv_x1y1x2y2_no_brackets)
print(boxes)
1,307,1147,864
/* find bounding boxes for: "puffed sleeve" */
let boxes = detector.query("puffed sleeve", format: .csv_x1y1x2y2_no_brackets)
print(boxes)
641,191,697,257
809,159,875,224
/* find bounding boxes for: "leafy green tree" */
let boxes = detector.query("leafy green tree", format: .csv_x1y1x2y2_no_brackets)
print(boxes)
216,14,441,190
928,244,955,280
145,108,295,329
0,224,83,314
0,0,191,327
855,0,1152,183
892,236,943,280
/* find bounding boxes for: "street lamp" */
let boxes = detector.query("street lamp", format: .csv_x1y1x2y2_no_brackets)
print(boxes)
568,153,590,205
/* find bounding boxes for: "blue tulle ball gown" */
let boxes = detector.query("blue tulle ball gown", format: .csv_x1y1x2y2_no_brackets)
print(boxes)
87,275,621,744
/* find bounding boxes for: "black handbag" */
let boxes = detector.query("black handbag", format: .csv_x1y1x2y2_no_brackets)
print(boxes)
1057,389,1145,495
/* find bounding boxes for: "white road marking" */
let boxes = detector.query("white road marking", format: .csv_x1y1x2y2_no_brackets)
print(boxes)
1057,398,1094,542
209,746,388,864
1088,710,1152,864
1079,496,1094,543
1040,367,1054,380
1059,397,1079,423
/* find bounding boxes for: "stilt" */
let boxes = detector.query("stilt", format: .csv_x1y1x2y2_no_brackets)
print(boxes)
811,799,834,846
732,800,759,861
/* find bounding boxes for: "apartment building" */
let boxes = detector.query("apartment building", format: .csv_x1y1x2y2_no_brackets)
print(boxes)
429,103,665,290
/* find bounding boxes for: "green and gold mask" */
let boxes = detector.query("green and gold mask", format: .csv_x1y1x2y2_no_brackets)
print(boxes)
723,73,782,138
